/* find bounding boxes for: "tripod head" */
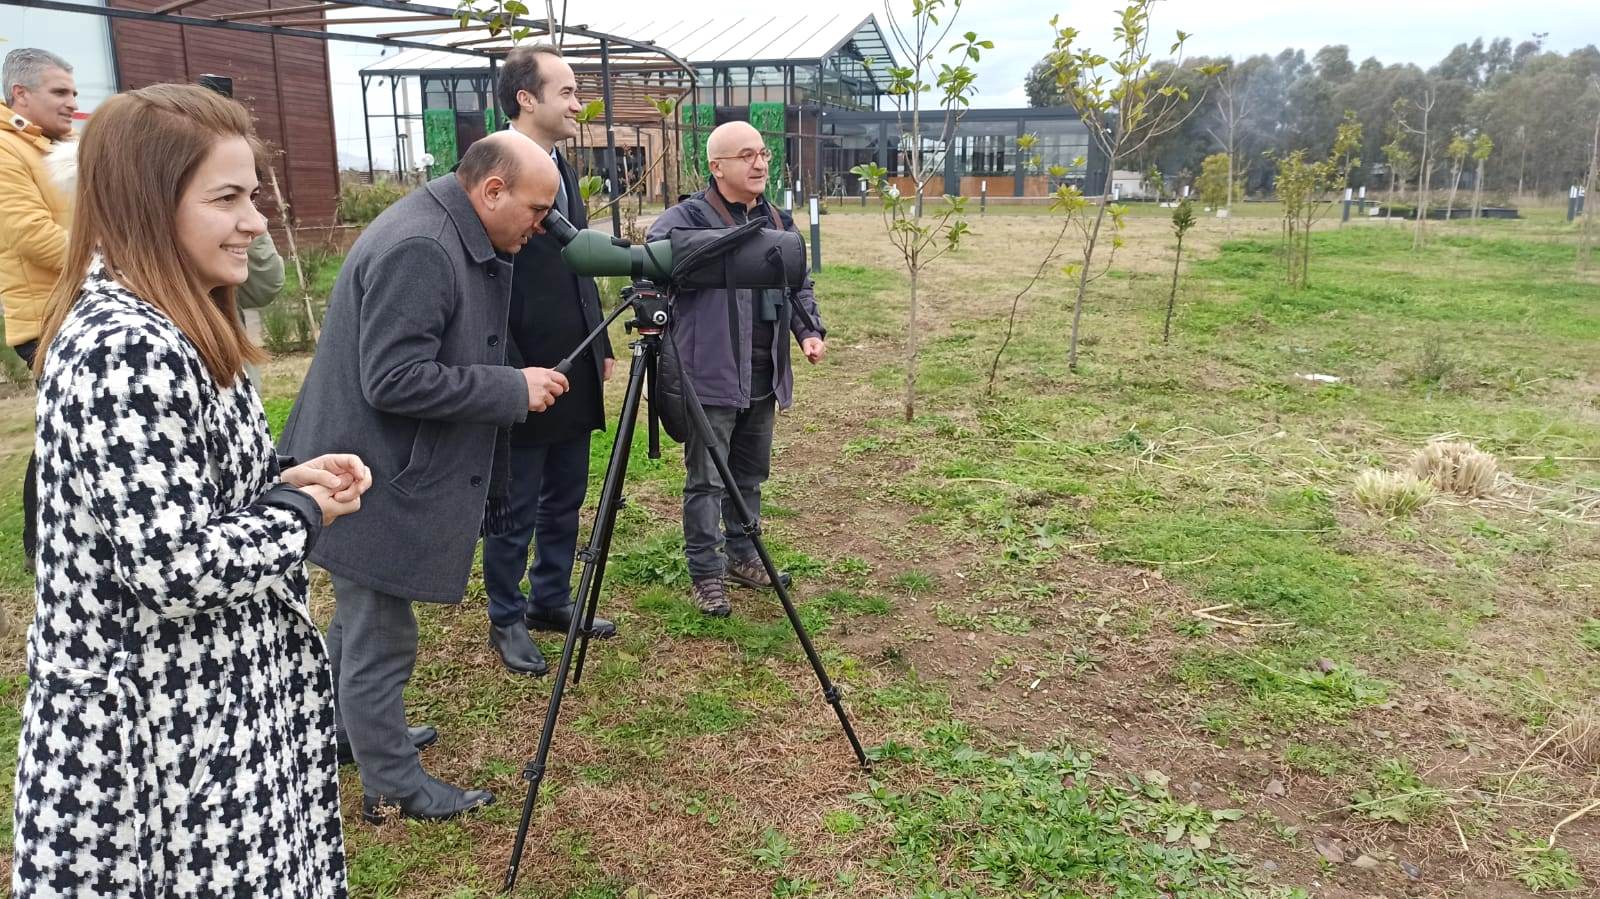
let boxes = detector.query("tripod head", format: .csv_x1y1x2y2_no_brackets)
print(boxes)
619,281,669,335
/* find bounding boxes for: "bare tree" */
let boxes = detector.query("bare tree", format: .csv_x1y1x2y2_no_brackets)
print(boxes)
1580,79,1600,272
1206,63,1252,234
1397,84,1438,250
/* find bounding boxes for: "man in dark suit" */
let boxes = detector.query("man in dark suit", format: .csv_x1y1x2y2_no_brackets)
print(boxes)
484,44,618,675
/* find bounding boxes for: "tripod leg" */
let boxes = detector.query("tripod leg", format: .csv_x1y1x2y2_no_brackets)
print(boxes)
676,374,872,770
576,347,656,681
504,341,650,893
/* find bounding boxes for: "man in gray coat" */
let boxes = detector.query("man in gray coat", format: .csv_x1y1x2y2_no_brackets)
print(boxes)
281,131,568,822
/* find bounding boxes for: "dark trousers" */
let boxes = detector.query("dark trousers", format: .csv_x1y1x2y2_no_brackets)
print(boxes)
17,340,38,561
682,398,775,579
327,575,424,797
482,435,592,626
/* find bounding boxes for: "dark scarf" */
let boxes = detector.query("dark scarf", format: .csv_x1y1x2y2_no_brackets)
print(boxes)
481,432,514,536
482,331,530,537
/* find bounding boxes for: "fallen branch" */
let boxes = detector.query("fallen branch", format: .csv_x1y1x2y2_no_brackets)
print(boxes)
1191,603,1294,629
1448,805,1470,852
1516,799,1600,852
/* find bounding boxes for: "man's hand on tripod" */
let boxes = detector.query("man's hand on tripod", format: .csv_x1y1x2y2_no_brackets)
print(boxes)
801,337,826,364
522,367,570,412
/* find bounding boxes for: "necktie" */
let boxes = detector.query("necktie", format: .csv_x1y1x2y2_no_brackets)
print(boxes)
553,150,570,219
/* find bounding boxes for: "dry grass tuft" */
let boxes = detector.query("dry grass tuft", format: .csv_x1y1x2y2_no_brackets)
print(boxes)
1411,440,1500,497
1353,468,1435,518
1553,705,1600,770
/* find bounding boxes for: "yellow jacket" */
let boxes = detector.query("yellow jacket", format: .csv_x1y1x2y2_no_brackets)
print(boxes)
0,103,70,347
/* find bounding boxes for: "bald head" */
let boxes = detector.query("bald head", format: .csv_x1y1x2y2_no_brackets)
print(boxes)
460,130,560,254
707,121,771,208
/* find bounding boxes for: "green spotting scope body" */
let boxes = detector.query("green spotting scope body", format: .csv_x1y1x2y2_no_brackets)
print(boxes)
542,209,672,282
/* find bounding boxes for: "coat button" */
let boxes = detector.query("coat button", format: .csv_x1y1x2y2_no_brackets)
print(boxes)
487,268,497,279
488,335,499,347
471,475,484,487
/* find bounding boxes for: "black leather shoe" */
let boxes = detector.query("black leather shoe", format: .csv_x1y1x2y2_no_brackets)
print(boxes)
525,602,617,639
336,725,438,767
490,621,549,675
361,775,494,824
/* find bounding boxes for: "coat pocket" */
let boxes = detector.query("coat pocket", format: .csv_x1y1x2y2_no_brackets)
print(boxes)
390,420,443,496
13,679,139,894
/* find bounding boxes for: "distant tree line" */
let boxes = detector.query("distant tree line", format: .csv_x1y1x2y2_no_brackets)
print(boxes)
1026,36,1600,198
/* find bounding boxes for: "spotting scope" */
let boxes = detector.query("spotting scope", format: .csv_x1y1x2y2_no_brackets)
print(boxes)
539,208,807,290
540,208,673,282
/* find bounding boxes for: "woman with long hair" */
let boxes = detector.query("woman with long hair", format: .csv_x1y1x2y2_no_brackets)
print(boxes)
11,82,368,897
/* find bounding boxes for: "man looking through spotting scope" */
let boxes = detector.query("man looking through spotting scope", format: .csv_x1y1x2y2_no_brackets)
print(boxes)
280,130,567,823
484,44,618,676
646,121,826,617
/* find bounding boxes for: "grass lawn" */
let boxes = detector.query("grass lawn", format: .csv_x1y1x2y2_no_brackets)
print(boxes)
1,205,1597,897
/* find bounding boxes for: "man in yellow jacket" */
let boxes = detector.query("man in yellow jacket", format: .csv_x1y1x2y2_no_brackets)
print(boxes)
0,48,76,364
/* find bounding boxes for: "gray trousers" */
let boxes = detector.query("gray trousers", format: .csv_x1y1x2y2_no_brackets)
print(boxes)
682,398,775,579
327,575,425,797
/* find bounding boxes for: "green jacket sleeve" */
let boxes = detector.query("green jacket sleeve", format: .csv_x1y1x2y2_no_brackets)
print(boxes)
236,233,286,310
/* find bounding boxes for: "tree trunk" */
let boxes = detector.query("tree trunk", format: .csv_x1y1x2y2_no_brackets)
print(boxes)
1413,145,1431,251
1164,232,1184,343
1471,158,1486,223
1225,122,1235,236
904,264,920,421
1579,108,1600,272
1387,169,1398,222
1301,213,1313,289
1518,134,1527,196
1444,161,1462,222
1069,151,1117,371
266,164,320,344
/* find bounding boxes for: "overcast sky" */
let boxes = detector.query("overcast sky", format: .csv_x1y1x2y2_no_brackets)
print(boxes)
330,0,1600,168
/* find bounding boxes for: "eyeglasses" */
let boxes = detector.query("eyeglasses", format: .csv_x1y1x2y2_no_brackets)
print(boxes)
712,148,773,165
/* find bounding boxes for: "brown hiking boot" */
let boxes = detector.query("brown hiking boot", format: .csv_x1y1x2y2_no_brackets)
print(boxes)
691,576,731,617
726,557,791,591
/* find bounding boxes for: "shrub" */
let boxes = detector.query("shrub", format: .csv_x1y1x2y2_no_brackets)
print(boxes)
338,180,409,225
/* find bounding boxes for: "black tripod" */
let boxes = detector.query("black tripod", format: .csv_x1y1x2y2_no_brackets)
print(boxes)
502,282,870,892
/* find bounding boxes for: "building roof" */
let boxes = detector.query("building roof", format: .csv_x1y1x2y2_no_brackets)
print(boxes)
362,14,894,88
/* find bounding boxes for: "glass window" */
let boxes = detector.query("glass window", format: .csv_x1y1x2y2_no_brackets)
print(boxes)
422,77,450,111
726,66,752,106
954,120,1017,176
1024,116,1092,180
453,80,481,114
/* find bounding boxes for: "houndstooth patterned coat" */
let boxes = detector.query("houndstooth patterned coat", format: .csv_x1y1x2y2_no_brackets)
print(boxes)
11,262,348,898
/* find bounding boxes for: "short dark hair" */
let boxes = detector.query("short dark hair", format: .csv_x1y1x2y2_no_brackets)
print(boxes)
456,136,522,189
497,44,563,120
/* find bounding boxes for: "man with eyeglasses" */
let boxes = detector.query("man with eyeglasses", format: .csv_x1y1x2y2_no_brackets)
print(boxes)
645,121,826,617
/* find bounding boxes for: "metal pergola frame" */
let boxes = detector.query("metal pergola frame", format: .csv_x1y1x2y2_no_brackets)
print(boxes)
0,0,699,236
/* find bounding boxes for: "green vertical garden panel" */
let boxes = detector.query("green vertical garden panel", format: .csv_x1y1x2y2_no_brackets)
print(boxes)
680,104,714,187
747,102,786,198
423,108,457,179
